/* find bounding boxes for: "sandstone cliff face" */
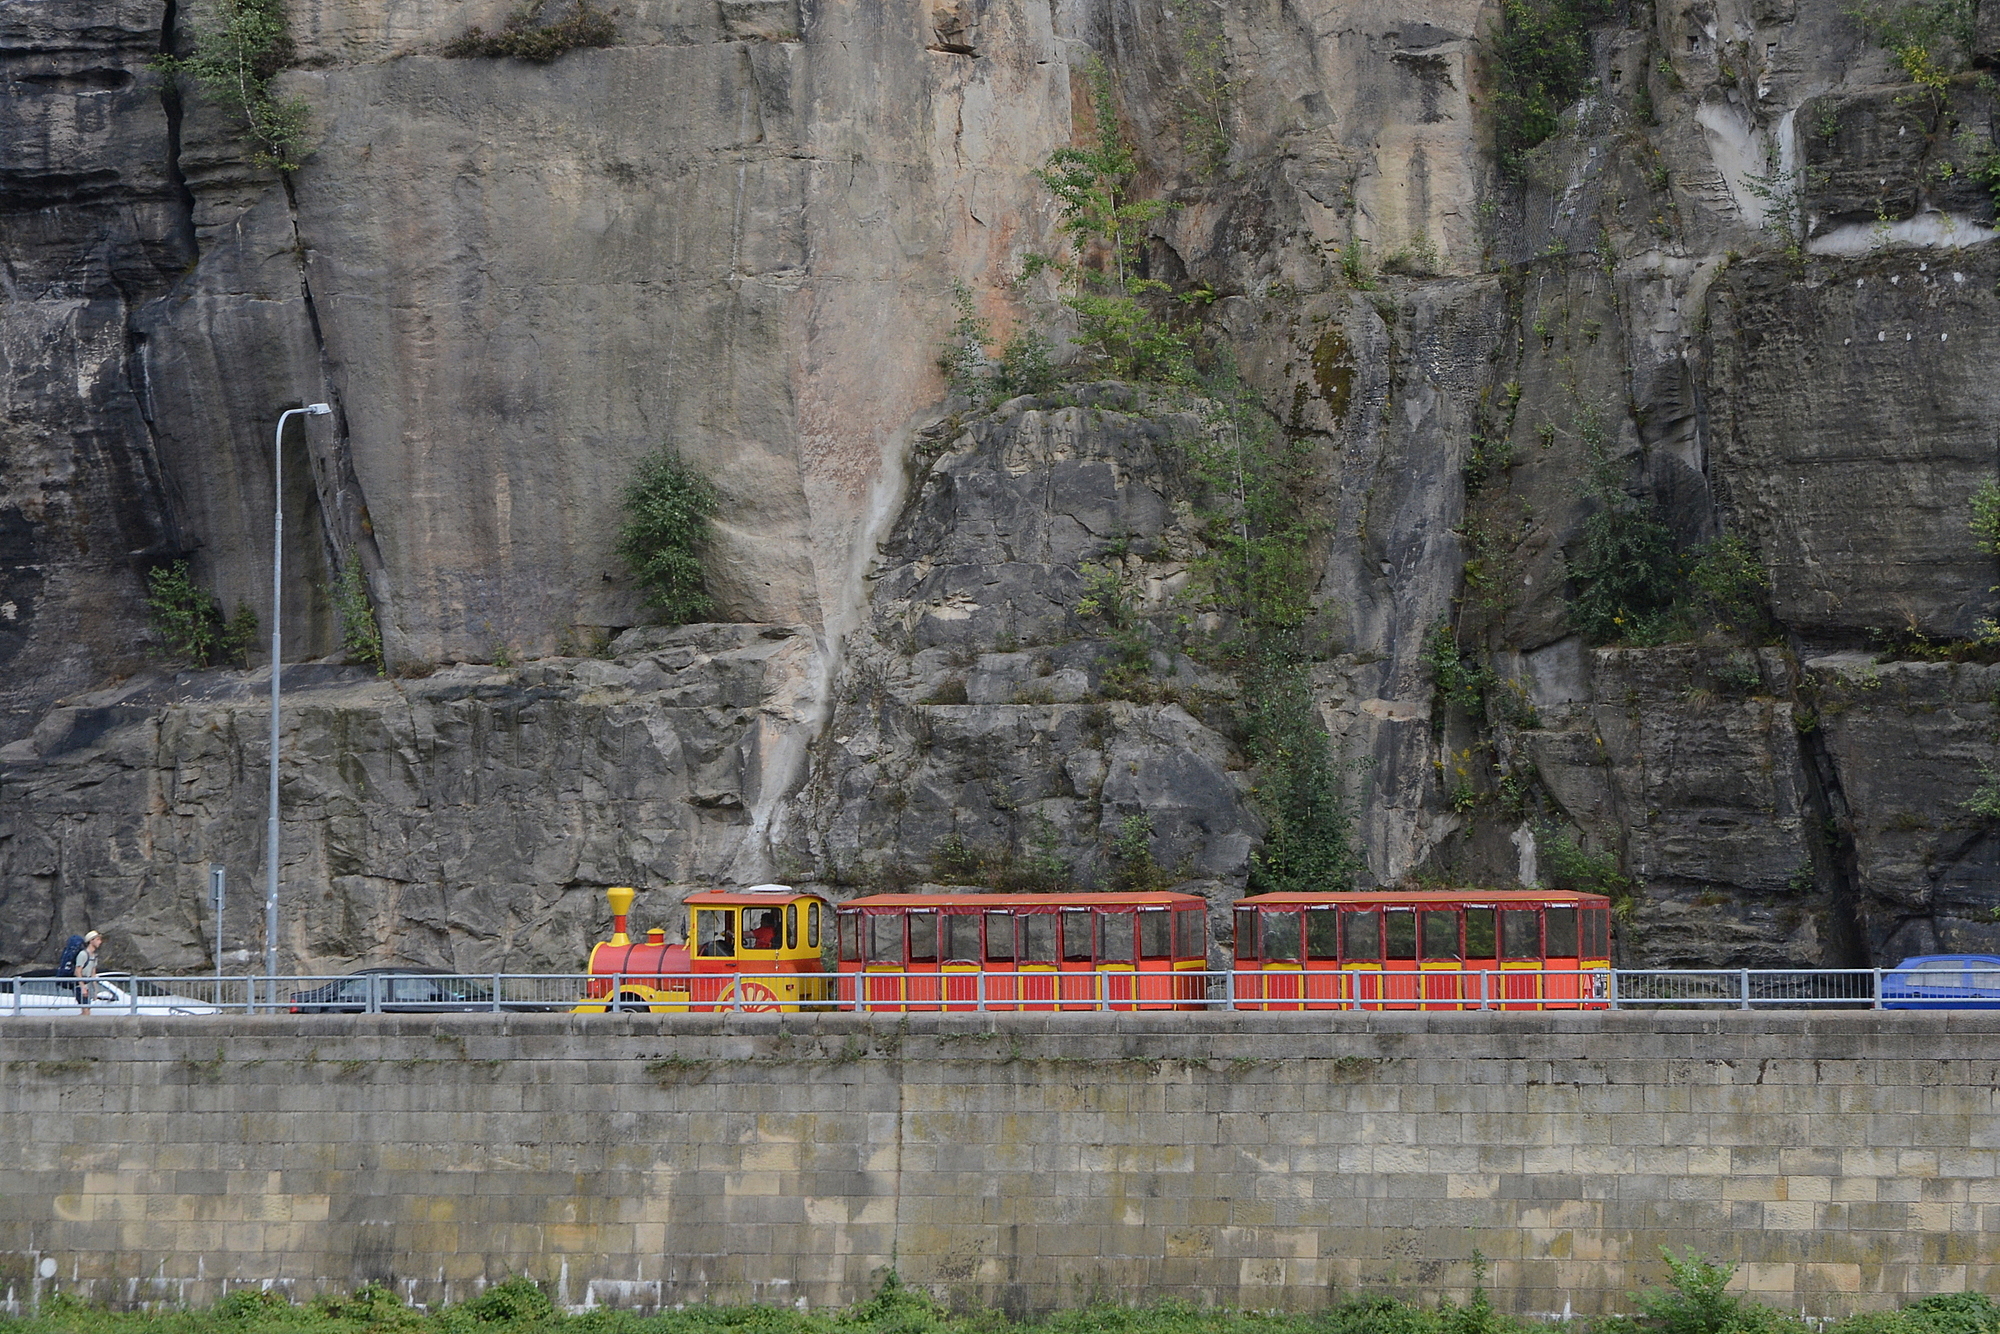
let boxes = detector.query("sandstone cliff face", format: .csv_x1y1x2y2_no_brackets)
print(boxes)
0,625,819,970
3,0,2000,971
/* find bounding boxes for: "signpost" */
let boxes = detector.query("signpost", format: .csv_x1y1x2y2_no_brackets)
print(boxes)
210,865,225,980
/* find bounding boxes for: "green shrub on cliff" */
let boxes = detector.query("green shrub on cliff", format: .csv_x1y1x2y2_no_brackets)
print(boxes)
1066,289,1196,383
1422,622,1496,717
442,0,616,61
1566,506,1770,646
1565,498,1684,643
1174,374,1360,893
1969,479,2000,556
1241,628,1365,895
1488,0,1612,177
938,283,1060,404
1033,59,1196,385
1172,4,1236,174
616,447,718,625
154,0,310,172
1035,59,1174,292
330,551,385,674
143,560,259,668
1848,0,1979,89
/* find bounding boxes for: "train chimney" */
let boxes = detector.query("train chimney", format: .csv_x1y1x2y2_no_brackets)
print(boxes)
607,886,635,945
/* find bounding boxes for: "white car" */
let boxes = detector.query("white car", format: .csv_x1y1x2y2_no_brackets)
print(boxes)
0,974,221,1015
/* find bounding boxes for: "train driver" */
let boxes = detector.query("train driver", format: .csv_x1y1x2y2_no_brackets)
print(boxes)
697,910,735,957
744,907,781,950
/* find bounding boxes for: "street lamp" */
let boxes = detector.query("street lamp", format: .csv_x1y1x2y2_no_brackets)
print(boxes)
266,403,332,994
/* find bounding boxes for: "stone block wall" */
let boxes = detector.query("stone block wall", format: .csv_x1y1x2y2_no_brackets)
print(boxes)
1,1012,1997,1317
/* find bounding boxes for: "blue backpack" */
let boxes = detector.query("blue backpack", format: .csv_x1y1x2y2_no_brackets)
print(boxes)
57,934,85,978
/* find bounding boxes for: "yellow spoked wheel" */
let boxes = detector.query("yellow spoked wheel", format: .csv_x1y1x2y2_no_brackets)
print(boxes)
715,980,781,1012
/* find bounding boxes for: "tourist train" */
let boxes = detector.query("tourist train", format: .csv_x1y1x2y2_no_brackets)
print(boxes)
577,883,1613,1013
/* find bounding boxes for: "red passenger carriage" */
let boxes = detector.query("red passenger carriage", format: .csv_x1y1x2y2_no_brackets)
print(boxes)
1231,889,1613,1010
835,891,1210,1011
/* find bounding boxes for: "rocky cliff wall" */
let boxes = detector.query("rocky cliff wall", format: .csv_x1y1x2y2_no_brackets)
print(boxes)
4,0,2000,971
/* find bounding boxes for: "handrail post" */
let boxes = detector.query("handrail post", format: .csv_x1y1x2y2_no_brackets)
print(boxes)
1609,968,1620,1011
1740,968,1752,1010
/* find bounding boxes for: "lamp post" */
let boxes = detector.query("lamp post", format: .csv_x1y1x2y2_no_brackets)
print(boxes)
266,403,332,997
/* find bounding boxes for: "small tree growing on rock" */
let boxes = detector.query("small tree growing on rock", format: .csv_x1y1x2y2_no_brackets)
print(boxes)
616,447,718,625
153,0,310,172
143,561,259,668
1032,58,1199,385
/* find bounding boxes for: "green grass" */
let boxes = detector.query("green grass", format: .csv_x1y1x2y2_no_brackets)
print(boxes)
11,1266,2000,1334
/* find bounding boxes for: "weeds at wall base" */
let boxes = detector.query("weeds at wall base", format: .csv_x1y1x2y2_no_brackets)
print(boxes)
14,1258,2000,1333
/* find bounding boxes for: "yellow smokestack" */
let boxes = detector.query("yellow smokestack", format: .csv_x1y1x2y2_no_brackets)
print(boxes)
607,886,635,945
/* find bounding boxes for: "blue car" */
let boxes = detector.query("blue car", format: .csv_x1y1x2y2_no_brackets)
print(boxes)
1881,955,2000,1009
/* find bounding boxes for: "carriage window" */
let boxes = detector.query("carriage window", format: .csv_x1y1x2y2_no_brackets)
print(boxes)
807,901,823,950
942,913,978,961
1544,907,1578,958
1138,910,1172,959
838,911,859,962
1234,909,1258,960
1421,910,1461,962
1061,910,1094,962
909,913,938,963
742,907,782,950
1581,907,1609,958
697,910,735,957
1022,913,1056,962
786,903,799,950
1262,911,1303,961
1385,911,1417,960
866,915,902,964
1306,909,1339,960
1500,909,1540,960
1178,909,1206,958
1464,908,1496,958
1101,912,1135,963
984,911,1014,961
1342,910,1381,961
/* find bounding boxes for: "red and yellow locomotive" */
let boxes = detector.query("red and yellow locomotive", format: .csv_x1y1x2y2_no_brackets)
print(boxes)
575,885,836,1012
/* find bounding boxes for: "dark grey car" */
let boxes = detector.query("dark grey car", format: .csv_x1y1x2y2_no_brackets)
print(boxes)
287,969,493,1014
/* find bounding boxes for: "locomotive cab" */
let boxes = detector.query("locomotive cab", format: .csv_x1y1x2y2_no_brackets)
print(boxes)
576,885,834,1013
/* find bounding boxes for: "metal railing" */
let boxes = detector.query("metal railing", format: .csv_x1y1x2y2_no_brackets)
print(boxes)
0,972,602,1017
0,967,1989,1017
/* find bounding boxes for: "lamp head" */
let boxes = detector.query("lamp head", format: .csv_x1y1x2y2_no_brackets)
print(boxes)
305,403,332,415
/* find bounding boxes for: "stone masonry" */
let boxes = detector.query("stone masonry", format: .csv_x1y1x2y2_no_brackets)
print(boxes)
2,1012,1998,1316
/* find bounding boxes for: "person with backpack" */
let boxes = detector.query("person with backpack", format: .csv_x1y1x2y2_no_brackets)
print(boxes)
59,930,103,1013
